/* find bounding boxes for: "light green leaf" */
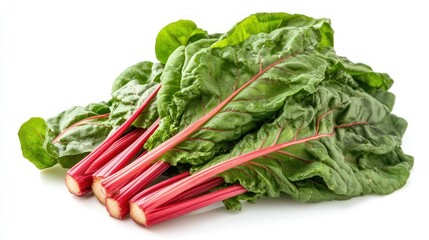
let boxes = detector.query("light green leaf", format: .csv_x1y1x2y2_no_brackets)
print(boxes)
212,12,333,49
111,61,163,93
155,20,208,64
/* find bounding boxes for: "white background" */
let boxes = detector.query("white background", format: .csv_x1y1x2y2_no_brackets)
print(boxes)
1,0,428,239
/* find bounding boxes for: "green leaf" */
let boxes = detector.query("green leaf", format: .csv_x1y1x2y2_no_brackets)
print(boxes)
19,62,161,170
58,153,88,169
326,52,394,91
149,38,220,146
155,20,208,64
196,81,412,209
109,80,159,129
111,61,163,93
18,117,58,169
45,102,113,168
146,23,331,165
212,12,333,49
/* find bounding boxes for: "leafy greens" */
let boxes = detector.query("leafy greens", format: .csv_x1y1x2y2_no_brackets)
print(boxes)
18,61,162,169
18,12,413,225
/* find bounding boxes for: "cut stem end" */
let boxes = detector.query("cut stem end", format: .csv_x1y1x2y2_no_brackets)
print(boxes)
92,178,106,204
130,202,147,226
65,174,90,196
106,198,125,219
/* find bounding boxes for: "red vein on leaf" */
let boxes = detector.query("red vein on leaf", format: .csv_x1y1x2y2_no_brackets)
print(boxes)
101,55,295,197
293,118,305,141
263,155,286,168
257,135,269,150
273,66,292,75
273,126,284,146
231,96,269,102
247,161,279,180
52,113,109,144
233,63,241,92
200,96,206,116
199,127,236,133
183,138,215,144
275,150,312,163
258,52,263,72
169,148,191,153
219,109,249,115
229,164,253,178
138,110,367,211
315,109,334,134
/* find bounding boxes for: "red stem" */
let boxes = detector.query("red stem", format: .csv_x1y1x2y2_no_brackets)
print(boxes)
99,120,159,196
105,161,170,219
52,113,110,144
130,118,366,226
89,119,160,175
132,185,247,227
85,128,145,174
91,149,149,204
101,56,292,196
141,119,367,210
91,120,160,204
65,84,161,196
64,128,142,196
132,174,223,207
141,132,340,210
92,151,145,181
130,172,190,204
169,177,224,204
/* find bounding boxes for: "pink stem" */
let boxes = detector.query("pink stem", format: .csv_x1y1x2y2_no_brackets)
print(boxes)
130,172,190,204
52,113,110,144
142,132,335,210
100,56,292,196
86,128,145,174
65,84,161,196
141,185,247,227
64,128,142,196
105,161,171,219
169,177,224,204
89,119,160,175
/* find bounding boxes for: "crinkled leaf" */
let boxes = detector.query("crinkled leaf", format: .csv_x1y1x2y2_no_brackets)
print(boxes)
153,38,220,144
326,51,394,91
155,20,208,64
324,51,395,110
20,63,162,169
109,80,159,129
45,102,112,168
111,61,163,93
18,117,58,169
196,82,412,209
146,21,333,166
46,102,110,135
212,12,333,49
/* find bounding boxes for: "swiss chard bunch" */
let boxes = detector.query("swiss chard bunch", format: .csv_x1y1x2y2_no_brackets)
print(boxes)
18,12,413,227
18,61,163,170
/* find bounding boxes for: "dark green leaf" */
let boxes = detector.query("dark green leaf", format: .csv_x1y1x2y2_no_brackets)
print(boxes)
146,21,332,165
45,102,113,168
196,82,412,208
326,52,394,91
